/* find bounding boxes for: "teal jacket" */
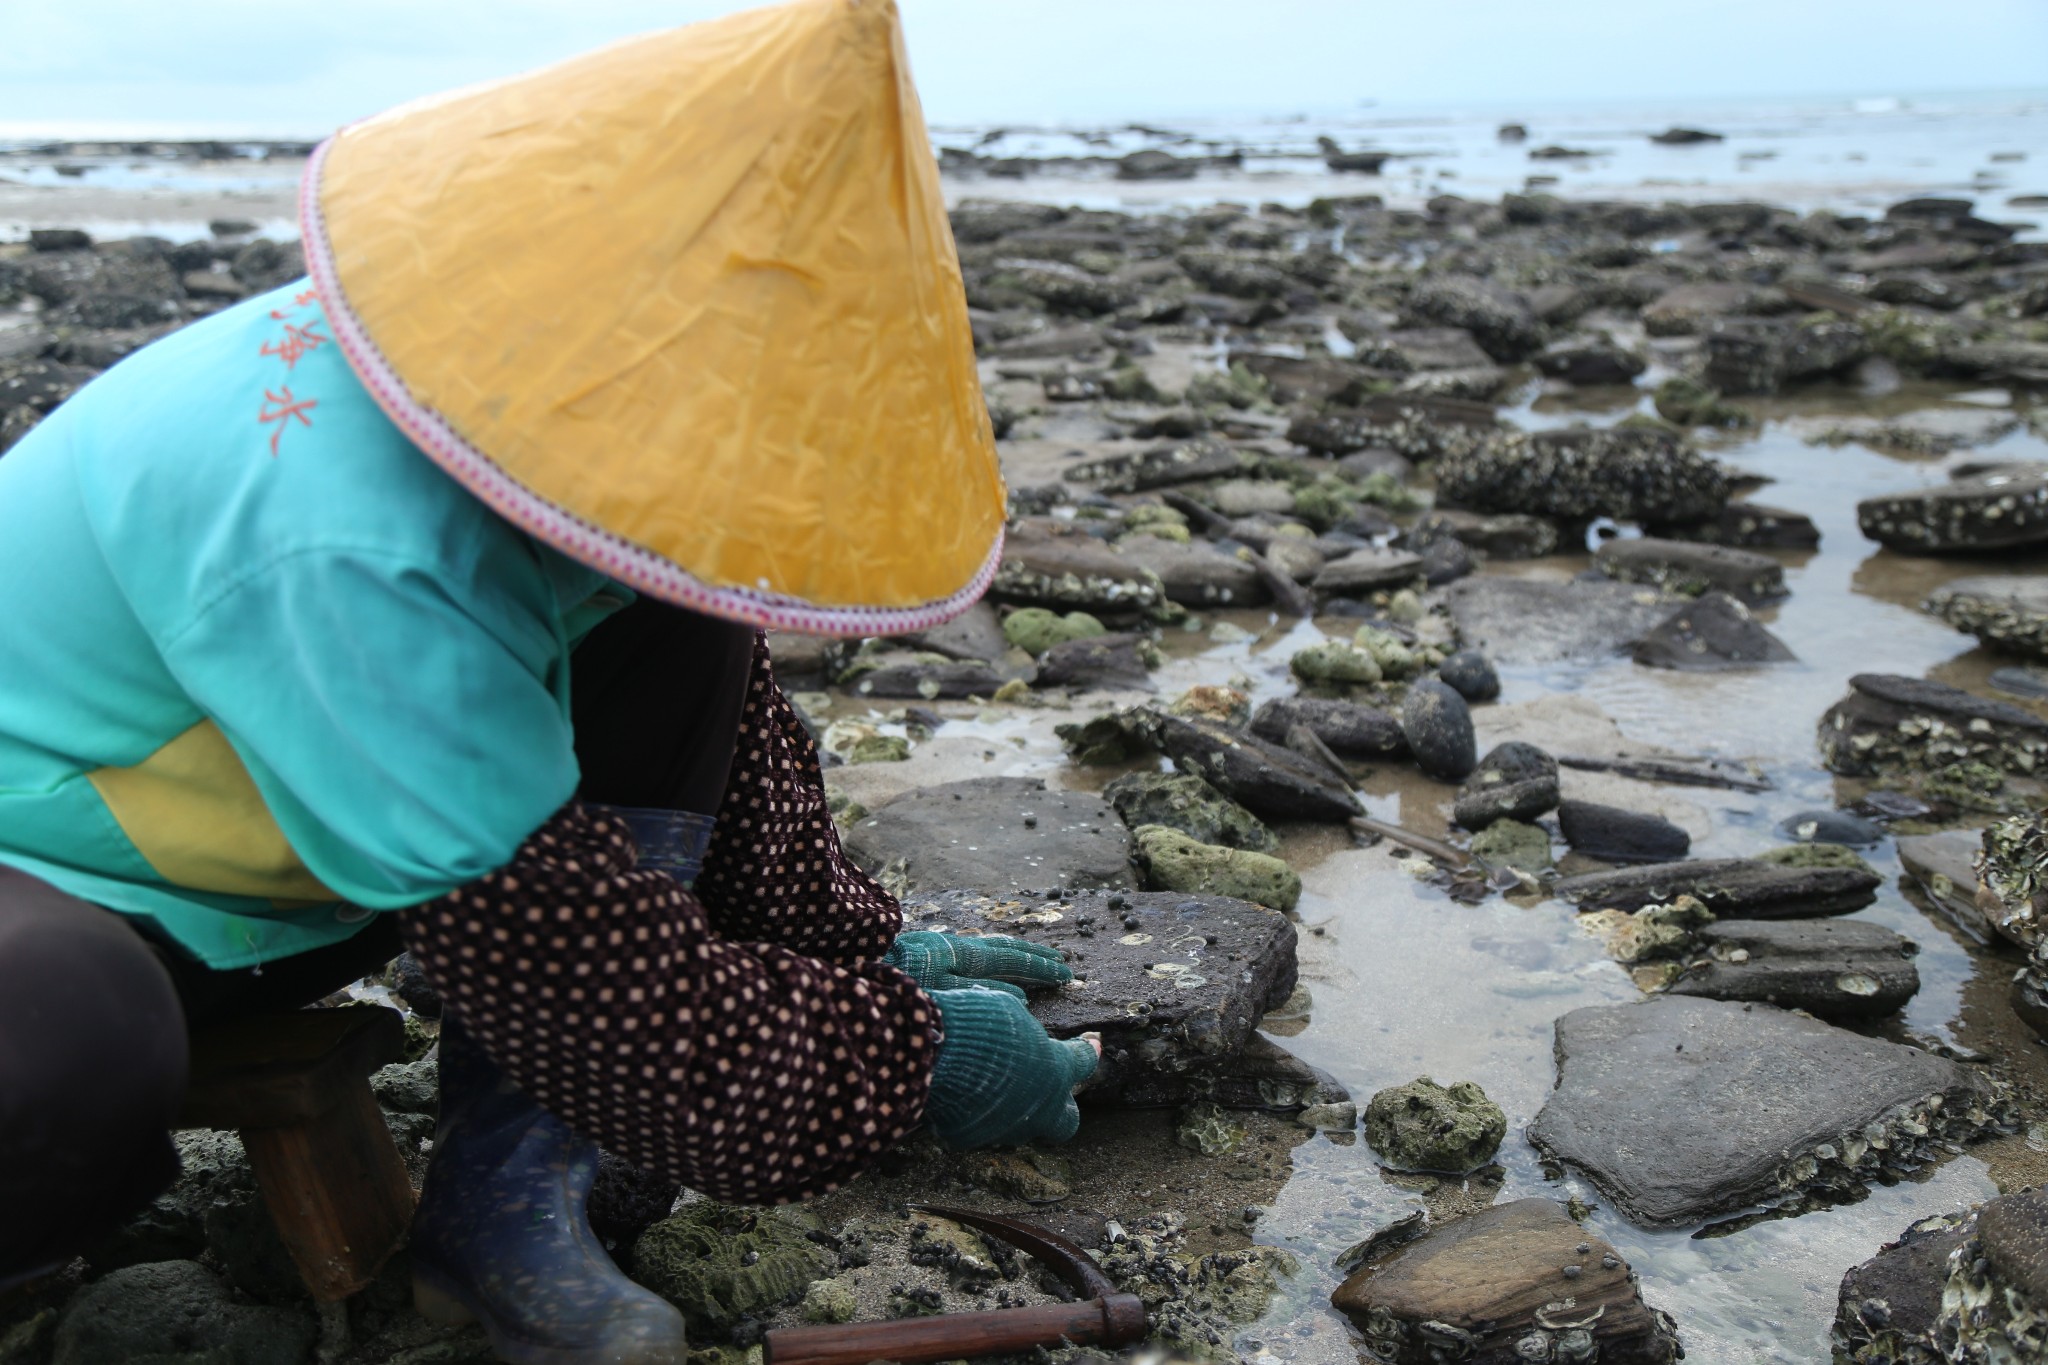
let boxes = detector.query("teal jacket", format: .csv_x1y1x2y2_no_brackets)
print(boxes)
0,281,624,968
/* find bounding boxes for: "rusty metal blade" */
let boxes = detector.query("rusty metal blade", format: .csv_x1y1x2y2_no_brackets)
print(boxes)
906,1204,1116,1301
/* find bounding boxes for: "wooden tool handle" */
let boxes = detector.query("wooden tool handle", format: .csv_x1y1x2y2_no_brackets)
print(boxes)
763,1294,1147,1365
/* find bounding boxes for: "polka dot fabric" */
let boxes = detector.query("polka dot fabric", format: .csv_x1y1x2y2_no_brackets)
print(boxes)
400,636,939,1205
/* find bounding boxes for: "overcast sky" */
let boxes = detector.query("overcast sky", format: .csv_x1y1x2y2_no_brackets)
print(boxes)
2,0,2044,136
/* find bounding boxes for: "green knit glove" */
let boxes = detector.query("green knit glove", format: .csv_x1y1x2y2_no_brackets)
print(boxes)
883,931,1072,1002
924,988,1098,1148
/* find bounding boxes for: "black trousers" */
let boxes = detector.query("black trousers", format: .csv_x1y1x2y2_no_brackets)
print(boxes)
0,599,753,1285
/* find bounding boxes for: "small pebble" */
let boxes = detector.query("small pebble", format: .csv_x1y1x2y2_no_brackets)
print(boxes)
1562,1265,1582,1280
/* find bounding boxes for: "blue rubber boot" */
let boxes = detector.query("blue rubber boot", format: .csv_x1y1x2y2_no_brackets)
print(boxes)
410,1022,687,1365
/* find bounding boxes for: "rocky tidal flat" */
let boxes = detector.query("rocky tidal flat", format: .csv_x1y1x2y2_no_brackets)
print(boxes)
7,161,2048,1365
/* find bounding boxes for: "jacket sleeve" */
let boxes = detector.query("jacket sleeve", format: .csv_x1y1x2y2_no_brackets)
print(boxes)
399,802,939,1205
689,633,904,964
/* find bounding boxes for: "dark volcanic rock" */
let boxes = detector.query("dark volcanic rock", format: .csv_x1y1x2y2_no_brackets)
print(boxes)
1399,276,1545,361
1036,632,1156,691
1668,919,1921,1020
1437,577,1682,666
1656,501,1820,551
1535,335,1647,386
1832,1213,1971,1365
588,1153,684,1256
1527,996,2008,1226
1558,799,1690,863
1817,673,2048,777
1595,537,1786,601
1331,1199,1681,1365
1113,1032,1348,1112
842,777,1134,896
1140,710,1363,822
1925,576,2048,659
1435,426,1729,524
1776,809,1884,847
1400,680,1479,782
1632,591,1797,671
1436,650,1501,702
1454,742,1559,831
1705,316,1869,395
901,886,1298,1101
1064,438,1256,493
1858,475,2048,554
51,1260,315,1365
1102,771,1278,854
1556,857,1882,918
1250,696,1409,760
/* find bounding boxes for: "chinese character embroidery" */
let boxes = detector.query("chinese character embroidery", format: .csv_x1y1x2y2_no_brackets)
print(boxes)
259,319,328,370
259,387,318,457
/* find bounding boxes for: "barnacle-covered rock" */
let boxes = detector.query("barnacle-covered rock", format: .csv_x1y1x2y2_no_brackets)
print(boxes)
1595,537,1786,602
1286,395,1503,463
1831,1212,1969,1365
1363,1077,1507,1174
1331,1199,1681,1364
1556,856,1882,918
1925,576,2048,660
1099,1216,1299,1363
1817,674,2048,779
1933,1188,2048,1363
1858,474,2048,555
1434,425,1729,525
1528,996,2013,1226
1132,824,1302,910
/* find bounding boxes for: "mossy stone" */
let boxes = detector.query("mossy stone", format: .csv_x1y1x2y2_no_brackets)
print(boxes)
1755,842,1876,875
1363,1077,1507,1174
1133,824,1302,910
1469,817,1553,874
797,1278,856,1325
1353,625,1421,680
1104,771,1279,853
630,1203,829,1337
1290,641,1382,686
847,734,910,765
1003,607,1108,657
1653,375,1753,429
1175,1101,1247,1157
1184,362,1271,411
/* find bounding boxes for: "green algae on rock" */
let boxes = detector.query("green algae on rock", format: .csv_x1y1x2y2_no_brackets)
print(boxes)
1290,640,1382,687
1133,824,1301,910
630,1203,828,1337
1104,771,1279,853
1176,1100,1249,1156
1468,817,1553,875
1653,374,1754,429
1756,842,1877,875
1363,1078,1508,1174
1001,606,1107,657
796,1277,856,1325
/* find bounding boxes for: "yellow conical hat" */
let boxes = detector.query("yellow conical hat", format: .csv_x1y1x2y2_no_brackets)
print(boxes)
301,0,1002,636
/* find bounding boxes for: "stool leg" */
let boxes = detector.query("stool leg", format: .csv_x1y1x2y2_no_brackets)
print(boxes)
240,1079,416,1302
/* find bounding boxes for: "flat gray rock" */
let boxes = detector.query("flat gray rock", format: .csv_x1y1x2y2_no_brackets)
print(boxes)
1313,547,1428,597
1063,437,1256,492
1596,537,1786,602
1897,830,1994,943
1654,501,1821,550
900,886,1298,1102
1556,857,1881,918
1035,632,1155,692
1925,575,2048,661
1528,996,2007,1226
1668,919,1921,1020
1116,535,1269,608
843,777,1134,897
990,520,1168,618
851,658,1009,701
1436,576,1682,665
897,601,1011,664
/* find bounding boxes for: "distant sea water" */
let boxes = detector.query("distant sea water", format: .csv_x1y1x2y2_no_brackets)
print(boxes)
1,87,2043,242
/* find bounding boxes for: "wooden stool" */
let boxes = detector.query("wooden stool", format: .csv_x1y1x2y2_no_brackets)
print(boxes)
177,1004,417,1302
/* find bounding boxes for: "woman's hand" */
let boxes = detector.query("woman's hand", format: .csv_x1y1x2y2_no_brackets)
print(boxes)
883,930,1072,1001
922,987,1099,1148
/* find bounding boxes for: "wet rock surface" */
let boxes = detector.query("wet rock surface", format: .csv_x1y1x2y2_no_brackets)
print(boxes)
1859,474,2048,554
1363,1078,1507,1174
1454,741,1560,831
1250,695,1408,760
1667,919,1922,1019
1819,673,2048,779
1832,1213,1971,1365
841,776,1134,896
1400,679,1479,781
900,887,1298,1101
1331,1199,1681,1365
1103,770,1278,853
1594,537,1786,602
1632,591,1796,670
1435,426,1729,524
1557,799,1691,864
1528,996,2009,1226
1437,576,1682,665
1556,856,1883,917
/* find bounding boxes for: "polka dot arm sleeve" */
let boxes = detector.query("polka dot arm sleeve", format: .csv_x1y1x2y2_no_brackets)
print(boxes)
691,634,904,966
398,804,940,1205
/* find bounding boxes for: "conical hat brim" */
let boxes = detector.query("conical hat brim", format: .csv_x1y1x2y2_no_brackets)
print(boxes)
301,0,1003,636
